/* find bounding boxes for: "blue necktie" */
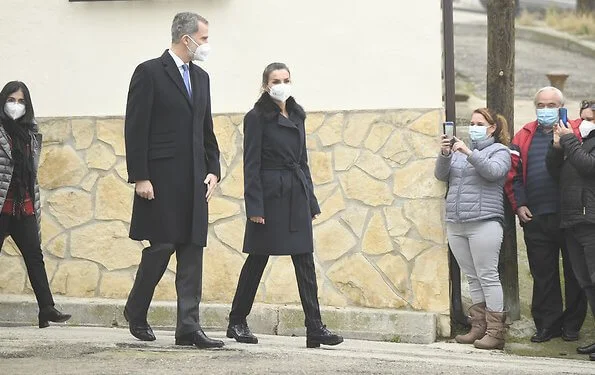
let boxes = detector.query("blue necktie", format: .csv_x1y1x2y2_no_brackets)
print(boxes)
182,64,192,98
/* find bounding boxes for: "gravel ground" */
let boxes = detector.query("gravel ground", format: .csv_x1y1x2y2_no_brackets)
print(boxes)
454,23,595,100
1,326,594,375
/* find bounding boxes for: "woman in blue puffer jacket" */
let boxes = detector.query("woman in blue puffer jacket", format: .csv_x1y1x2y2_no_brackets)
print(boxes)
435,108,511,350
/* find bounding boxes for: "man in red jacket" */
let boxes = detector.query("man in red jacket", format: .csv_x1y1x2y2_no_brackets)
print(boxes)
505,87,587,343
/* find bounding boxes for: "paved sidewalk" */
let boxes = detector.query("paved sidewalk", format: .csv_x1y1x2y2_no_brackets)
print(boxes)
1,326,593,375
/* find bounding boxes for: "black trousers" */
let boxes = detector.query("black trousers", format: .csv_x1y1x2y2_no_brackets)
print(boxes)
125,242,203,337
523,213,587,331
0,214,54,308
566,223,595,318
229,253,322,329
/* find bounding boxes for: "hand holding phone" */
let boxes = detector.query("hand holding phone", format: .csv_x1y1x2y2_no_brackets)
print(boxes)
559,108,568,128
443,121,455,139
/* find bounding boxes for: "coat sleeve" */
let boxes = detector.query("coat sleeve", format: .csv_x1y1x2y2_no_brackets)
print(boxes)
434,152,452,182
243,111,265,218
125,64,153,183
202,74,221,180
545,142,564,181
561,133,595,177
299,124,321,216
467,146,511,182
505,140,526,212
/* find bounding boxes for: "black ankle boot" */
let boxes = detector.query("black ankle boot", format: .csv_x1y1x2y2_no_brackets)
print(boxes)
38,306,71,328
577,342,595,354
227,321,258,344
306,324,344,348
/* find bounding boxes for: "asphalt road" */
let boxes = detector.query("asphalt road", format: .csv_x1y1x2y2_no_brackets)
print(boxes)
1,326,594,375
453,11,595,100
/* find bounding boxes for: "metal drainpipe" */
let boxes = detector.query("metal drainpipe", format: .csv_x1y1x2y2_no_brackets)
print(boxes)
441,0,468,331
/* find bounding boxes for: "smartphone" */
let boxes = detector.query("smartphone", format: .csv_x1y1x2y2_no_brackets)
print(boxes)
443,121,454,138
559,107,568,128
443,121,455,146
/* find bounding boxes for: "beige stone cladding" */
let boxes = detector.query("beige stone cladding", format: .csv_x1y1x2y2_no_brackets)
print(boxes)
0,109,448,315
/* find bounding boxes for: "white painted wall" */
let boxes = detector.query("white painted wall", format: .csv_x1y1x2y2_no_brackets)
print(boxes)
0,0,443,116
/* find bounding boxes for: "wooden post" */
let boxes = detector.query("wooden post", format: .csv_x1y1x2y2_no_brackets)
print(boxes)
486,0,520,320
577,0,595,14
442,0,468,331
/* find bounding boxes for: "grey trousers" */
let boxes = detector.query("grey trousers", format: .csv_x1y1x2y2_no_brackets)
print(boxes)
447,220,504,312
125,242,203,337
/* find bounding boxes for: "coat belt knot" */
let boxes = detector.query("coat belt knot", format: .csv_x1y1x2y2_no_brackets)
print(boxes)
262,160,310,232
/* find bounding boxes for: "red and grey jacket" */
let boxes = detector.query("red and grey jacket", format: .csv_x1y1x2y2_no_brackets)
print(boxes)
505,118,581,212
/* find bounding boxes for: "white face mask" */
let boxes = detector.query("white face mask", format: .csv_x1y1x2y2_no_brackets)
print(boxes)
4,102,26,120
269,83,292,102
579,120,595,138
186,36,210,62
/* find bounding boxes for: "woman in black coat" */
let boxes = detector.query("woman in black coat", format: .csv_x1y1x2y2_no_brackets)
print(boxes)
0,81,70,328
226,63,343,348
546,100,595,360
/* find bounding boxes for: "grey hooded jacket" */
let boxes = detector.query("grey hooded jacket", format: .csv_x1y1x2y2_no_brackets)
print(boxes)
434,137,511,224
0,122,42,231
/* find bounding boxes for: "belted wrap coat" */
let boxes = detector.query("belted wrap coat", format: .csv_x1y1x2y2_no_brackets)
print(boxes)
242,95,320,255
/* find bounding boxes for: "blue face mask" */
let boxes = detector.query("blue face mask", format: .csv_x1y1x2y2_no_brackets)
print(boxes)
469,125,488,141
536,108,559,127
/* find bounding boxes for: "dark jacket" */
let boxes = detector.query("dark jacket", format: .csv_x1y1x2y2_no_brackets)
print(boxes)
242,94,320,255
505,118,581,212
0,121,42,232
125,51,220,246
546,130,595,228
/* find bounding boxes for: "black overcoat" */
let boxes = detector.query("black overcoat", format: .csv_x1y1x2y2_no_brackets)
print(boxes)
125,51,220,246
546,131,595,228
242,94,320,255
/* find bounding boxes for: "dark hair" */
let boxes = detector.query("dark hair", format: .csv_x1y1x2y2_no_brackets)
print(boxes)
0,81,35,124
580,99,595,116
473,108,510,146
261,62,290,91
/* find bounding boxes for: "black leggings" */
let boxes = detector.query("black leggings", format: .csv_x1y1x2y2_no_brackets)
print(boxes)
0,214,54,308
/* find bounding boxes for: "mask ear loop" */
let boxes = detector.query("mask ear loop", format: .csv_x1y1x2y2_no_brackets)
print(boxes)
184,35,199,47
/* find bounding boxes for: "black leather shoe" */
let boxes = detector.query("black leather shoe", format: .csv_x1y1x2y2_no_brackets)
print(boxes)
123,309,155,341
227,322,258,344
577,342,595,354
176,329,224,348
306,325,344,348
590,352,595,361
530,328,561,343
38,306,71,329
561,329,579,341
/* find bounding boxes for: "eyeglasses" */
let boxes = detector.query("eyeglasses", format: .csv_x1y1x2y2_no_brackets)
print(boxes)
580,100,595,111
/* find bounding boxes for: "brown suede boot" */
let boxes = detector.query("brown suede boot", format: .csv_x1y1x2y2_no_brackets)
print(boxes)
473,310,507,350
455,303,487,344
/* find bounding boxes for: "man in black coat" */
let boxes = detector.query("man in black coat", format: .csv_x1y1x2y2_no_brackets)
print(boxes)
123,12,221,348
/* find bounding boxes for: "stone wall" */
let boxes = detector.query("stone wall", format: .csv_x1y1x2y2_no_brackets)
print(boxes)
0,109,449,318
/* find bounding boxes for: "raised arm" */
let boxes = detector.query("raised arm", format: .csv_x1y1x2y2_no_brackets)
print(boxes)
467,147,511,182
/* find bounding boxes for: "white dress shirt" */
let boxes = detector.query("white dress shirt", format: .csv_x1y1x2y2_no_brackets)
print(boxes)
168,49,192,92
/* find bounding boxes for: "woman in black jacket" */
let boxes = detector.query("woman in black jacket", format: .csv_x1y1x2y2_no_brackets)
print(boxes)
0,81,70,328
226,63,342,348
546,99,595,360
